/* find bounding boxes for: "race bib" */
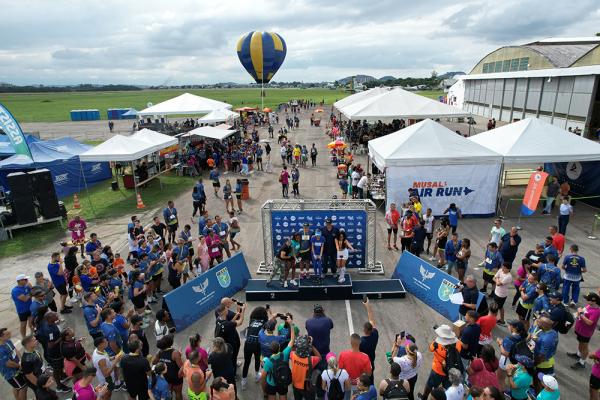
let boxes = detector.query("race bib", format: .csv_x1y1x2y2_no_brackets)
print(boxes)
302,235,310,241
485,258,492,264
220,230,226,236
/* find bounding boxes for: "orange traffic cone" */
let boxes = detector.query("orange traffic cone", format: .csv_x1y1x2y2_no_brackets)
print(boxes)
136,193,145,209
73,194,81,209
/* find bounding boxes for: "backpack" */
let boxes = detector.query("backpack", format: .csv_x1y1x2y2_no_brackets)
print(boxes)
443,343,464,375
271,354,292,388
326,370,345,400
556,305,575,334
509,338,534,365
214,319,226,339
382,379,409,399
303,355,320,391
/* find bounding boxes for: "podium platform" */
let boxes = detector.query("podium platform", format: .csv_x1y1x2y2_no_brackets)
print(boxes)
245,274,406,301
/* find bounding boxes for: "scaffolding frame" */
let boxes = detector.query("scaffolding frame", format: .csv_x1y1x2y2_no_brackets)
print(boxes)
257,199,384,275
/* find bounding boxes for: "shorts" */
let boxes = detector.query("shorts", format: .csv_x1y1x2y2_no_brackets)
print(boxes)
577,333,592,343
387,227,398,234
127,387,150,400
426,232,433,240
105,375,116,392
426,370,449,389
516,303,533,321
266,383,288,395
235,194,242,200
132,295,146,309
47,355,64,371
300,252,311,261
213,181,220,188
152,273,162,283
230,231,238,240
437,238,447,249
590,374,600,390
17,311,31,322
482,271,495,283
55,284,68,296
168,224,179,233
493,293,507,309
337,249,349,260
6,374,27,389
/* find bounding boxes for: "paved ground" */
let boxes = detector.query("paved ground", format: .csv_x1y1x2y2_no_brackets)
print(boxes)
2,109,599,399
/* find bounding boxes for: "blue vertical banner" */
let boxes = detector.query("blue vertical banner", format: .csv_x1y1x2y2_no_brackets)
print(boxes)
391,252,483,321
271,210,367,268
0,103,32,159
164,253,251,332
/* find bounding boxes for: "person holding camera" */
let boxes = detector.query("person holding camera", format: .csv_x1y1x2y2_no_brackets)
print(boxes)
359,298,378,385
215,303,246,375
241,306,269,390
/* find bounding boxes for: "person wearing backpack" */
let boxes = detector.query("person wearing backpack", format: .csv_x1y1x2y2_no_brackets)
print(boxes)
261,315,296,400
321,353,351,400
495,320,527,391
378,362,410,400
290,335,321,400
418,325,463,400
547,291,573,334
241,306,269,390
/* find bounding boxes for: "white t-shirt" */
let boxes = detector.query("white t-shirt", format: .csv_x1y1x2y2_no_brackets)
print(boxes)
493,269,514,298
560,203,573,216
321,368,350,393
357,176,368,189
92,349,114,384
155,321,169,341
490,226,506,245
392,352,423,380
423,215,435,233
445,384,465,400
280,147,287,157
351,171,361,186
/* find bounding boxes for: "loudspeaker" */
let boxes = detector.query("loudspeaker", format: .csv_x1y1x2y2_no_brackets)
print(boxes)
6,172,37,225
28,169,61,219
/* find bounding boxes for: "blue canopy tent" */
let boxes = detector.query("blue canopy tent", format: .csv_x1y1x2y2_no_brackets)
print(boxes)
0,137,111,198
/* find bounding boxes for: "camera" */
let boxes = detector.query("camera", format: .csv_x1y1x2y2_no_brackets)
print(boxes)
265,304,270,310
276,313,287,320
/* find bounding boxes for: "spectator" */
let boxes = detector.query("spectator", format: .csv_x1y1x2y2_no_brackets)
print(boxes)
378,362,410,399
355,373,377,400
359,298,378,383
241,307,268,389
561,244,586,306
493,262,513,325
569,292,600,370
121,338,151,400
418,325,462,400
338,333,372,392
460,311,481,369
261,316,296,400
321,353,351,400
290,335,321,400
444,368,464,400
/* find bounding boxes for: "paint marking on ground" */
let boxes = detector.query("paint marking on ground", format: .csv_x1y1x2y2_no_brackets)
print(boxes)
345,299,354,335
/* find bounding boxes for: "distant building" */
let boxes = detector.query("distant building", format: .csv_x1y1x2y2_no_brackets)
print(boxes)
462,37,600,137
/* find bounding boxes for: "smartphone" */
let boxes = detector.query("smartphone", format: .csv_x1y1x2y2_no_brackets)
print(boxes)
265,304,270,310
400,331,405,339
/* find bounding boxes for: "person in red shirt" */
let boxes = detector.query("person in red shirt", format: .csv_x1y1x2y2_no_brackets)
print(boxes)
338,334,372,390
477,303,498,346
400,210,419,253
385,203,401,251
549,225,565,257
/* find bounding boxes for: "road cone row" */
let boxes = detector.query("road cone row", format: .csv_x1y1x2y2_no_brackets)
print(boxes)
73,194,81,209
136,193,145,209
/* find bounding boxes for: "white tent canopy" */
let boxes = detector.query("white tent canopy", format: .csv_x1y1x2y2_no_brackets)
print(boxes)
368,119,502,168
138,93,232,116
446,79,465,109
176,126,236,141
79,135,156,162
130,128,177,153
333,87,389,111
198,109,240,124
469,118,600,164
340,87,471,121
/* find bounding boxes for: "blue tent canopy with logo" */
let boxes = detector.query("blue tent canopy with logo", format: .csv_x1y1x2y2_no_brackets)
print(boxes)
0,136,111,198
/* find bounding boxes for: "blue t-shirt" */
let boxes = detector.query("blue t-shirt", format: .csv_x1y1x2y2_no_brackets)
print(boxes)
447,209,459,226
501,333,523,354
109,278,123,292
209,169,220,183
483,250,503,273
100,322,122,356
445,240,461,262
48,262,66,286
148,375,171,400
262,346,292,386
198,216,207,235
0,340,19,380
30,300,43,319
258,330,287,358
562,254,586,281
114,314,130,346
533,295,550,314
80,274,94,292
460,323,481,360
538,263,561,291
85,240,101,255
83,305,100,334
311,235,325,257
520,281,538,305
499,233,521,263
195,183,206,200
11,285,31,314
172,245,189,262
543,245,559,260
356,385,378,400
534,329,558,363
213,222,229,239
306,315,334,356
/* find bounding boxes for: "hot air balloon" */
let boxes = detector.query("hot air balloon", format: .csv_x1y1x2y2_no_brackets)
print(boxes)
237,31,287,107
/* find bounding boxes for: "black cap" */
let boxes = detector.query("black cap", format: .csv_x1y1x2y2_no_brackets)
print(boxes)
313,304,324,313
131,315,143,325
264,320,277,331
584,292,600,304
325,218,332,223
507,319,525,332
548,291,562,300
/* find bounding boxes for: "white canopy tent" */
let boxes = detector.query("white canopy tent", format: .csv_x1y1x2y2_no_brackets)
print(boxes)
198,109,240,124
176,126,236,141
79,135,156,162
131,128,177,153
138,93,232,116
468,118,600,163
446,79,465,110
368,119,502,216
333,87,389,111
339,87,471,121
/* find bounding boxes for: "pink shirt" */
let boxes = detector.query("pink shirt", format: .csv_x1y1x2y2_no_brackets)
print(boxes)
68,219,87,241
593,349,600,378
184,346,209,371
206,235,222,258
73,381,96,400
575,305,600,338
514,265,527,287
280,170,289,185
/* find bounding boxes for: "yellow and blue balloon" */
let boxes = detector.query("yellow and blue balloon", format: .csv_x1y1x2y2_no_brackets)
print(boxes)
236,31,287,84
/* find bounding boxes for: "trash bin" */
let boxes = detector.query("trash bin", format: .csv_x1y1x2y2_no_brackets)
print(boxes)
240,178,250,200
111,181,119,191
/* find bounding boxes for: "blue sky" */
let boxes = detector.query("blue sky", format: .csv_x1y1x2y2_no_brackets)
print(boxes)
0,0,598,85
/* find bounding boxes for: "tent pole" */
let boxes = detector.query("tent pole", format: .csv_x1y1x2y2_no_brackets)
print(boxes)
157,152,163,190
132,160,139,203
495,163,505,217
79,160,96,216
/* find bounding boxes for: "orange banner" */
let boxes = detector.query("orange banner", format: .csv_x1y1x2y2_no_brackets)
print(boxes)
521,171,548,215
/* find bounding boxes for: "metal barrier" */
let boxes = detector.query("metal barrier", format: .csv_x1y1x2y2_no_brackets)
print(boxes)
589,213,600,240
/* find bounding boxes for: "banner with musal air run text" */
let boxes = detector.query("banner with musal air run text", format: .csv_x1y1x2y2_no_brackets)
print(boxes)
521,171,548,216
392,252,483,321
0,103,32,159
164,253,251,332
386,163,501,217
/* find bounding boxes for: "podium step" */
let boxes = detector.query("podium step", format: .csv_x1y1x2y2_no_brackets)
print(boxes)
245,275,406,301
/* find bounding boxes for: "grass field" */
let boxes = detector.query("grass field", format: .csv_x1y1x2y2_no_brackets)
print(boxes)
0,88,445,123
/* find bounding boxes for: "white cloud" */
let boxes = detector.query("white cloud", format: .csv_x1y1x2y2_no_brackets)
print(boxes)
0,0,596,85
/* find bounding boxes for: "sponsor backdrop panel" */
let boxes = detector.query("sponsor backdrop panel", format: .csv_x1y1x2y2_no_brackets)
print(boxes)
386,164,501,216
392,252,483,321
164,253,252,332
546,161,600,208
271,210,367,268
